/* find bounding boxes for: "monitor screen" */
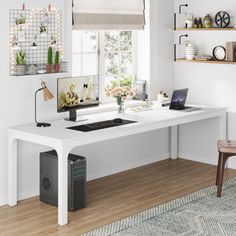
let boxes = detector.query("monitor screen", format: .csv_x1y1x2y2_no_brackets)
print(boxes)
57,75,99,113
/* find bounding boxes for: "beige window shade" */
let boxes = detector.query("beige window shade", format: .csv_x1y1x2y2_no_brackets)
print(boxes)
73,0,145,30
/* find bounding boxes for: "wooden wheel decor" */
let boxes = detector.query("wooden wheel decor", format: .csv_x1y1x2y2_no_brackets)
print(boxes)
215,11,231,28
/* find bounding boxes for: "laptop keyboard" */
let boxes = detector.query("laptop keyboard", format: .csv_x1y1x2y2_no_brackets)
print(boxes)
183,107,201,112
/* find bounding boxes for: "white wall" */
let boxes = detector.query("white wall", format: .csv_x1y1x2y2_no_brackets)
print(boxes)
137,0,175,99
137,0,150,86
150,0,175,99
0,0,175,206
0,0,68,205
175,0,236,168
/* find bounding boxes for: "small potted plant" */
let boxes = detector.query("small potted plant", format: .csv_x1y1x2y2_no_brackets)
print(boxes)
54,50,61,73
15,51,26,76
15,14,26,25
47,46,53,73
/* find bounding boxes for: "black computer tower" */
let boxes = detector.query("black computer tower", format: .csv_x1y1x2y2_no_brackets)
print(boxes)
40,150,86,211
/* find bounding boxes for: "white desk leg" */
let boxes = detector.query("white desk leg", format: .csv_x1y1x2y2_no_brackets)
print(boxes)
219,113,227,140
56,146,69,226
170,126,178,160
8,135,17,206
219,112,228,168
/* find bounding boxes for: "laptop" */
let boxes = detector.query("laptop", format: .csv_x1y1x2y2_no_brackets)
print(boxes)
169,88,201,112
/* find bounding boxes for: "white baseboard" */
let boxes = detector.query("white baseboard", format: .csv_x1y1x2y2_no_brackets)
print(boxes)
18,187,39,202
87,154,169,181
179,152,236,169
227,160,236,169
179,153,217,166
0,195,7,206
0,187,39,207
0,154,169,206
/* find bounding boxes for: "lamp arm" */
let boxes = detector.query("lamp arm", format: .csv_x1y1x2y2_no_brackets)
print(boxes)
35,88,44,124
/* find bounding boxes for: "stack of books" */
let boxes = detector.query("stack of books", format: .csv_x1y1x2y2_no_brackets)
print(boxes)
226,42,236,62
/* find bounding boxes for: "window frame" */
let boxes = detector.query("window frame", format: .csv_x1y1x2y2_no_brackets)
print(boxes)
72,30,137,104
72,31,99,77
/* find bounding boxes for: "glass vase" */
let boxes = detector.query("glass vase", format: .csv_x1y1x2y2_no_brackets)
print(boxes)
117,98,125,113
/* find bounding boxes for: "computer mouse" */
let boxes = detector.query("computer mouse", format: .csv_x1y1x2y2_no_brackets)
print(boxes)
113,118,123,123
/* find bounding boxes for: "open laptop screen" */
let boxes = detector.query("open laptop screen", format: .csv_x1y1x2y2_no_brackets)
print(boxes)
169,88,189,110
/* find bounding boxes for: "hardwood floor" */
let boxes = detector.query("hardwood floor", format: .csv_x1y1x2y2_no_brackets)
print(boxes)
1,158,236,236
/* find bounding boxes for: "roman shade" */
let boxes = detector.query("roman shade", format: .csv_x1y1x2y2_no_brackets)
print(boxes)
73,0,145,30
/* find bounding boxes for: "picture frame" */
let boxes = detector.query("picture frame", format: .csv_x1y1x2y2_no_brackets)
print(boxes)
133,79,147,101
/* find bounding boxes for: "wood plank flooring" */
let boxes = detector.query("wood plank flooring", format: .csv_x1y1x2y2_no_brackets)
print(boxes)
1,158,236,236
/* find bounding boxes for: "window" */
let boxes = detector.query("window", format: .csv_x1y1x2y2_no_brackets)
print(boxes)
72,31,98,77
72,30,136,103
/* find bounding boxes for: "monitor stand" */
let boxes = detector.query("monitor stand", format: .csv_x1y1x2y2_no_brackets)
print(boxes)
65,109,88,122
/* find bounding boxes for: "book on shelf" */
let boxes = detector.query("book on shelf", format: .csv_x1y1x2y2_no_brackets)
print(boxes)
226,42,236,62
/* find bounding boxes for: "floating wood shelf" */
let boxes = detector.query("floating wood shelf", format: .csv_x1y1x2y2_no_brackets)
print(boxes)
176,58,236,65
175,27,236,31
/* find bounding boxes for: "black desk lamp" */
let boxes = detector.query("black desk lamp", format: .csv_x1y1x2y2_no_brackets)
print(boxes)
35,80,54,127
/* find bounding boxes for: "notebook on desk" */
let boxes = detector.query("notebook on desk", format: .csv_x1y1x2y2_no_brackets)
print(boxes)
169,88,201,112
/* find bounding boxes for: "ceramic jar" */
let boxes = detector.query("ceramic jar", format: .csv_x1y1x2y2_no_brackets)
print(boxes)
185,19,193,28
203,14,213,28
185,42,197,60
185,14,193,28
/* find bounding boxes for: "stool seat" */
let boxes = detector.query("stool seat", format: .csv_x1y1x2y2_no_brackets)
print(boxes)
217,140,236,154
216,140,236,197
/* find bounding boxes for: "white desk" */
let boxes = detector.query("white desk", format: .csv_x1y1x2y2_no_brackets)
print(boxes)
8,105,226,225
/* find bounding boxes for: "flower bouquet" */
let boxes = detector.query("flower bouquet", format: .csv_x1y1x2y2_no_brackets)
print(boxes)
105,78,136,113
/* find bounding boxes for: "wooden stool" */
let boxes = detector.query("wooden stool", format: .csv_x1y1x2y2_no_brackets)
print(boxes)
216,140,236,197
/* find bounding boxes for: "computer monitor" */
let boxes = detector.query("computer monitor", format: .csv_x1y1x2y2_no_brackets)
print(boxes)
57,75,99,121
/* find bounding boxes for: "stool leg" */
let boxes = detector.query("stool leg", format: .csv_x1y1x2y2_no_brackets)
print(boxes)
217,154,227,197
216,153,221,186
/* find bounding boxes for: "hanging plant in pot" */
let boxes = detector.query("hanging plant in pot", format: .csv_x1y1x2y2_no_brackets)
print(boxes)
54,50,61,73
47,46,53,73
15,51,26,76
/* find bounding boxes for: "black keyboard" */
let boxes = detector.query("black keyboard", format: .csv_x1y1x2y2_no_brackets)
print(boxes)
86,120,118,129
67,119,137,132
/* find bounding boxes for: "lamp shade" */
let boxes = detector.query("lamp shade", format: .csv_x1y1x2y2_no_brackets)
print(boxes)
43,87,54,101
41,81,54,101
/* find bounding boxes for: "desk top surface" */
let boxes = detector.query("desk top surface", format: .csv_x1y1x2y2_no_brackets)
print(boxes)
8,105,226,146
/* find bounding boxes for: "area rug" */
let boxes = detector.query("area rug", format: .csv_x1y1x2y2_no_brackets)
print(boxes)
82,177,236,236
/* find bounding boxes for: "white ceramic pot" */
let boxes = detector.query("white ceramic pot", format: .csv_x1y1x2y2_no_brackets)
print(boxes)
15,64,26,76
185,19,193,28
